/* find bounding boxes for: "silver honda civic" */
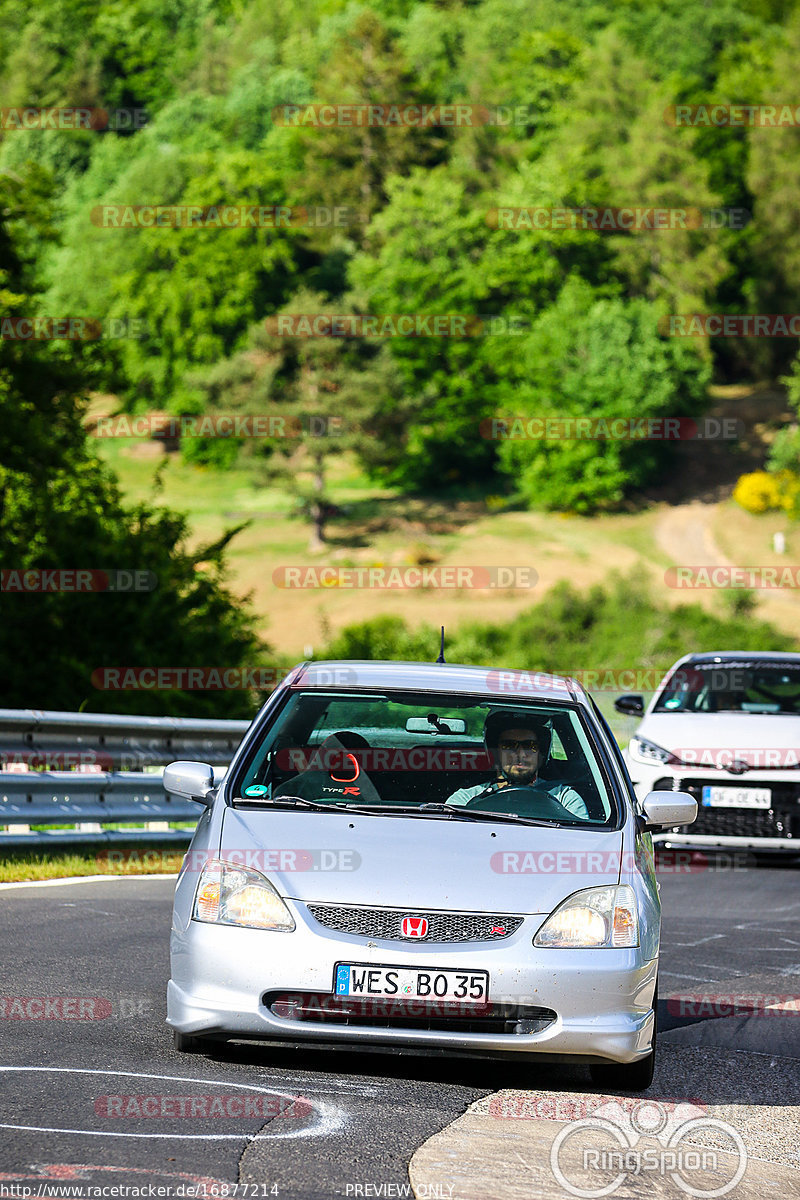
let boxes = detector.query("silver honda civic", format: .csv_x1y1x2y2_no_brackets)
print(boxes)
165,660,696,1091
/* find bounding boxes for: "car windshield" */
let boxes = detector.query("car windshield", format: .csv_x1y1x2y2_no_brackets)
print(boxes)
230,691,616,826
653,661,800,714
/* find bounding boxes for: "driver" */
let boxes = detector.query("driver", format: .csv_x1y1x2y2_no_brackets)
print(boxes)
446,712,589,819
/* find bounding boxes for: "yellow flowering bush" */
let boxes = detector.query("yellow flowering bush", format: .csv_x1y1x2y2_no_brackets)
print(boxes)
733,470,800,516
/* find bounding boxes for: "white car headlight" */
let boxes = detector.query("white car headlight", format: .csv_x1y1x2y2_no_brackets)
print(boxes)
628,736,675,766
193,859,295,931
533,884,639,948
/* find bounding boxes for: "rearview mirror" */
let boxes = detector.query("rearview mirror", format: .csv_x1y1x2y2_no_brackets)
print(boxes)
615,694,645,716
641,790,697,830
163,760,216,805
405,716,467,734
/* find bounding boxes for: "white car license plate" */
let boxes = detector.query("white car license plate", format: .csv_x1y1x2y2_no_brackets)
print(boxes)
701,785,771,809
334,963,489,1002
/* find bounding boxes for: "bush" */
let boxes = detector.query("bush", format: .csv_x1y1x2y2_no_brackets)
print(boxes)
733,469,800,516
320,572,796,675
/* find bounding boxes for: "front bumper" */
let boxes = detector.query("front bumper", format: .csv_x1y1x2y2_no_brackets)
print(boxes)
626,758,800,850
168,907,657,1065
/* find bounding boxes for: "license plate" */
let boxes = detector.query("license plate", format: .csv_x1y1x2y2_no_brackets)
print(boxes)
334,963,489,1002
701,785,771,809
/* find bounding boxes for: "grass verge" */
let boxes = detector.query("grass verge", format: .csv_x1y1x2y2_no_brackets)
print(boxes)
0,845,187,883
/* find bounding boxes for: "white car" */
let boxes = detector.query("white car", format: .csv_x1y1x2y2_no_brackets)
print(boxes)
618,651,800,855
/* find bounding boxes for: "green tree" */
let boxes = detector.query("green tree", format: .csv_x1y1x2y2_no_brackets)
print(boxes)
0,178,270,716
491,279,711,513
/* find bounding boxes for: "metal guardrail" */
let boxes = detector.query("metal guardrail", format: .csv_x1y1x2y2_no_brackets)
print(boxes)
0,708,249,769
0,709,245,848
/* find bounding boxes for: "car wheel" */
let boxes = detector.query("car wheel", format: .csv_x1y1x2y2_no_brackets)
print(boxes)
589,980,657,1093
172,1028,213,1054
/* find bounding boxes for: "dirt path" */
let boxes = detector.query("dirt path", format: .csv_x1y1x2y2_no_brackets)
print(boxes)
654,501,733,568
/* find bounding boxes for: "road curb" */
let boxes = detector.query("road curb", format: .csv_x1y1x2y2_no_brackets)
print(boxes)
409,1044,800,1198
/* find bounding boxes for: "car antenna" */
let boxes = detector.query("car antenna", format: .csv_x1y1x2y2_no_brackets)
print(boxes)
436,626,446,664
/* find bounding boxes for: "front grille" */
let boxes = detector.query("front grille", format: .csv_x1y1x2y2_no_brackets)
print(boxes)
264,991,556,1034
306,904,523,942
655,776,800,840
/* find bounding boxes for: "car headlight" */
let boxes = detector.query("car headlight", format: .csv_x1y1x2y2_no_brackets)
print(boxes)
533,884,639,948
193,859,295,931
628,736,676,766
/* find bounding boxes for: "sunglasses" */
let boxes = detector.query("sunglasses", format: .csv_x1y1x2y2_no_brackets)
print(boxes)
498,739,540,753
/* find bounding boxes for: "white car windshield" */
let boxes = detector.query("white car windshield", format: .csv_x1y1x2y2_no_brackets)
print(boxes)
232,691,617,825
653,660,800,715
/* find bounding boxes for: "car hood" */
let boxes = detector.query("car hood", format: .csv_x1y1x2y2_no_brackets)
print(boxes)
636,712,800,761
220,806,624,914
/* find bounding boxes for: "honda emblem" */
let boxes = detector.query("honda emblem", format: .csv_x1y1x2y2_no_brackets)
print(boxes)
400,916,429,939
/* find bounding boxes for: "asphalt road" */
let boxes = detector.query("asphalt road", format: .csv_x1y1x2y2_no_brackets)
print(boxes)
0,861,798,1199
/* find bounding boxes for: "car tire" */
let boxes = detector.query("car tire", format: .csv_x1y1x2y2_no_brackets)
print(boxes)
589,979,657,1093
172,1028,213,1054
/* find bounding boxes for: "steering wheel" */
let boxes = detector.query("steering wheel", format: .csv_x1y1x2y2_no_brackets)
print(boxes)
465,786,573,821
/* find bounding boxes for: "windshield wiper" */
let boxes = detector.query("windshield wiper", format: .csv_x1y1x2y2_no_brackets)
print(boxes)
234,796,568,825
413,802,567,828
233,794,397,816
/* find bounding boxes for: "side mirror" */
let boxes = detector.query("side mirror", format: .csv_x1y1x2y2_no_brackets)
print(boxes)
163,761,216,805
641,790,697,830
615,694,645,716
